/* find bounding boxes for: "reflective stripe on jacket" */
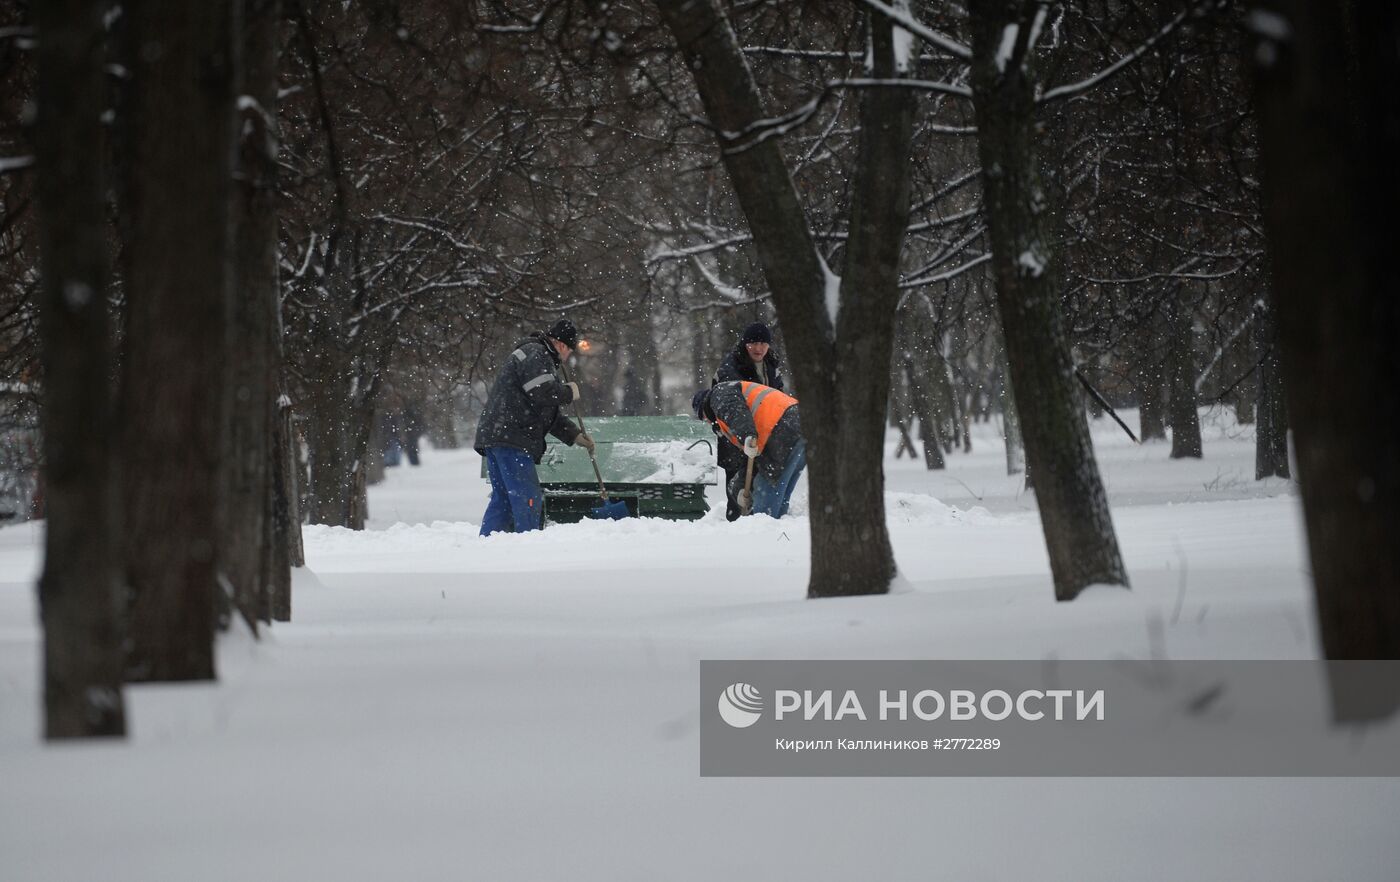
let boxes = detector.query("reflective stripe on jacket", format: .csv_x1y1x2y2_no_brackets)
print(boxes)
708,380,803,482
473,334,580,463
741,381,796,452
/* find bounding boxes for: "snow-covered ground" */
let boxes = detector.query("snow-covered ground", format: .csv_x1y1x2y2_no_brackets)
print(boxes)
2,407,1397,881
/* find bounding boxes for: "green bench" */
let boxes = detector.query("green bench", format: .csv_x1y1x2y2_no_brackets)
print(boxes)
481,415,719,525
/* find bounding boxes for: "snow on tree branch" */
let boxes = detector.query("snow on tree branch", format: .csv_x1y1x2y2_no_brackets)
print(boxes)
1039,2,1208,103
852,0,973,61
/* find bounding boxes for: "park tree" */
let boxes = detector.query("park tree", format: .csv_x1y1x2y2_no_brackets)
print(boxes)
1250,0,1400,720
967,0,1128,598
121,0,239,680
652,0,920,597
33,0,127,737
226,0,286,626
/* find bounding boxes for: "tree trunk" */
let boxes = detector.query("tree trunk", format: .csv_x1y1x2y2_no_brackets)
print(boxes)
1225,310,1256,425
225,0,281,630
906,357,946,471
34,0,128,738
893,422,917,459
813,12,915,594
427,389,458,450
1136,318,1168,442
1251,0,1400,720
1254,297,1290,480
932,339,958,455
122,0,237,681
365,408,388,485
654,0,915,598
888,355,916,459
1083,375,1105,419
969,0,1128,600
270,395,301,621
306,380,371,529
944,324,972,453
620,359,646,416
626,323,663,415
1167,291,1203,458
998,345,1025,476
900,297,946,470
690,311,709,387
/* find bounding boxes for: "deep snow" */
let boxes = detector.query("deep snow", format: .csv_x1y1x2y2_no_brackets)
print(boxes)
1,407,1396,881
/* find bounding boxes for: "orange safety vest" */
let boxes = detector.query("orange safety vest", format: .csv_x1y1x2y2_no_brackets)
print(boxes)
714,381,798,453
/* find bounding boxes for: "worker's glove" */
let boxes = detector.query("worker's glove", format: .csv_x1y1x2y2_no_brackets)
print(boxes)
576,432,596,454
743,436,759,459
738,488,753,514
564,381,581,402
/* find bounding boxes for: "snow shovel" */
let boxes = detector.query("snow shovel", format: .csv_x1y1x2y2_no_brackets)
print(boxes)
738,451,756,516
559,361,631,521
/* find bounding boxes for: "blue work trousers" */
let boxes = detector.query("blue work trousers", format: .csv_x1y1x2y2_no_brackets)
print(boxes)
480,446,543,536
751,440,807,519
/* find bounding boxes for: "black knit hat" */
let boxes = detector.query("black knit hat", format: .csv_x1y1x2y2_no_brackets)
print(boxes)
547,318,579,349
741,322,772,345
691,388,711,419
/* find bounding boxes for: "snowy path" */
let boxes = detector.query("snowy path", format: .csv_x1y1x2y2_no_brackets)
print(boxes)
2,409,1396,881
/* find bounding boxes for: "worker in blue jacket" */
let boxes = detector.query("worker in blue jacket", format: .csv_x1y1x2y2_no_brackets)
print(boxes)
474,319,595,535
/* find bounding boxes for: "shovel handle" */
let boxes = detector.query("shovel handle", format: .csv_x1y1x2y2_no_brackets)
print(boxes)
741,451,756,515
559,359,609,500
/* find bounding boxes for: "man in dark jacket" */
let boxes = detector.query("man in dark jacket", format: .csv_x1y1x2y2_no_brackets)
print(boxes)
474,319,595,535
714,322,784,389
692,381,806,519
712,322,785,520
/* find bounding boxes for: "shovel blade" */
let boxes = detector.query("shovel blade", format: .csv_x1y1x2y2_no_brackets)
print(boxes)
587,499,631,520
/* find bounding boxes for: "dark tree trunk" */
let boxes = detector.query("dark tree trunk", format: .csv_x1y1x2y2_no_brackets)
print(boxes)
1251,0,1400,719
1083,377,1105,419
624,326,663,415
655,0,915,598
1167,291,1203,458
815,12,916,596
690,311,709,387
1225,311,1256,425
998,345,1025,476
969,0,1128,600
899,297,946,470
1137,373,1168,441
306,380,373,529
574,347,613,416
270,394,303,621
893,421,917,459
122,0,237,682
932,345,958,455
944,323,972,453
426,390,458,450
34,0,127,738
1136,318,1168,442
620,360,646,416
225,0,281,629
1254,298,1290,480
906,358,946,471
1140,391,1167,439
888,357,916,459
365,408,388,485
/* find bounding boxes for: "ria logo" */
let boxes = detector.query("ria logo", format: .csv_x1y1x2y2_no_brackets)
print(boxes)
718,683,764,728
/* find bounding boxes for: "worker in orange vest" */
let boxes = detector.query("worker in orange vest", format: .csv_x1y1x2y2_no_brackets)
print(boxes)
691,381,807,519
711,322,786,520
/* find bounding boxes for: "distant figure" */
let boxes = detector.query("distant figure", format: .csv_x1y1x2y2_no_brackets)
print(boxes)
712,322,785,520
381,408,402,467
402,403,424,466
473,319,595,535
692,381,805,519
